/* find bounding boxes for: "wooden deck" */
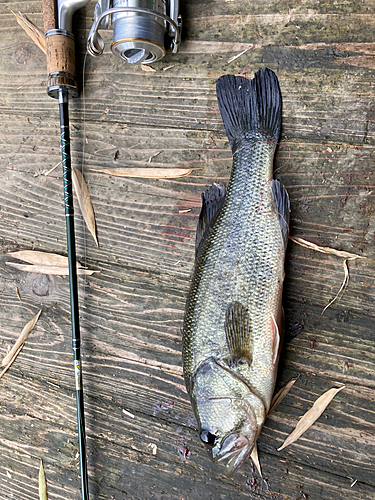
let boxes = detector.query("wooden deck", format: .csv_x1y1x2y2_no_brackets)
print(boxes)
0,0,375,498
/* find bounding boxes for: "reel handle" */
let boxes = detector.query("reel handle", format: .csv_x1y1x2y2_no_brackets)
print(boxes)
42,0,79,98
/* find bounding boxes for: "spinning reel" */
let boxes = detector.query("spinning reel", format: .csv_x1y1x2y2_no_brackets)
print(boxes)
87,0,182,64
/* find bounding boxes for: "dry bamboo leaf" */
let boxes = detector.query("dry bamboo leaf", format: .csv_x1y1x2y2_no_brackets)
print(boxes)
277,386,345,451
0,346,22,380
250,443,262,477
13,11,46,54
6,262,97,276
39,460,48,500
1,310,42,368
72,168,99,247
141,65,156,72
269,377,298,415
7,250,82,268
91,167,199,178
289,237,366,260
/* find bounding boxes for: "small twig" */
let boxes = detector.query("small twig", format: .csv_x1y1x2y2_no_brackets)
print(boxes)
226,47,250,64
321,259,351,314
290,236,366,313
148,151,161,163
122,409,135,419
44,161,62,176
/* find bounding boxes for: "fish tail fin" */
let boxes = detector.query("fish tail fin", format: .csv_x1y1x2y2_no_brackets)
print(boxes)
216,68,281,152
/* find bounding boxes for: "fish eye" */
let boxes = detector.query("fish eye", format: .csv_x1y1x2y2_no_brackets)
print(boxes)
200,429,216,445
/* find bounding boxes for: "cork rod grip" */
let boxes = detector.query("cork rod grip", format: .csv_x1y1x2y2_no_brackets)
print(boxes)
43,0,77,82
43,0,57,31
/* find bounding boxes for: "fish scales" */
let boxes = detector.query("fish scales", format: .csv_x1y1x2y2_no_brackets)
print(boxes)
182,68,290,474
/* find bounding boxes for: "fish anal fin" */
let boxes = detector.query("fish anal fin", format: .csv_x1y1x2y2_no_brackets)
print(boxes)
195,184,227,258
225,301,253,366
271,179,290,251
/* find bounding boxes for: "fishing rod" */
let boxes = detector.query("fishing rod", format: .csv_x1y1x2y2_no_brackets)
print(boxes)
41,0,181,498
42,0,90,497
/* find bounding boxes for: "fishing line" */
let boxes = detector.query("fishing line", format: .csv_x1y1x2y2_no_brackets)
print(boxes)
81,51,89,278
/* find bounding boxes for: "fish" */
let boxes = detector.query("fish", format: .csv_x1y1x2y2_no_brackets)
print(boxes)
182,68,290,475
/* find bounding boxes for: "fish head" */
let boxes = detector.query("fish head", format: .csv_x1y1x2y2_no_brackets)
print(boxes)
191,358,265,474
200,416,258,475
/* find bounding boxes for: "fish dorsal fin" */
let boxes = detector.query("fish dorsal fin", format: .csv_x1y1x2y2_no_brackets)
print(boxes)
270,179,290,251
195,184,227,258
224,301,253,366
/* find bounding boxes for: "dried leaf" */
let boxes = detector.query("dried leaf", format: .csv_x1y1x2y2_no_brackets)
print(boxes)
250,443,262,477
0,346,23,380
7,250,82,268
13,11,46,53
1,310,42,368
277,386,345,451
39,460,48,500
141,65,156,72
289,237,366,260
269,377,298,415
72,169,99,247
91,167,199,178
5,262,97,276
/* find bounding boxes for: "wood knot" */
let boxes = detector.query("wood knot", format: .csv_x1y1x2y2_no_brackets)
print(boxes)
32,274,53,297
13,44,33,65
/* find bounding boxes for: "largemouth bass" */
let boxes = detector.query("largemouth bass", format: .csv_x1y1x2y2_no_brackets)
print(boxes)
182,68,290,474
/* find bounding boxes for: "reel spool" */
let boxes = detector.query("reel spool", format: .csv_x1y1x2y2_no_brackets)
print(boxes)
87,0,181,64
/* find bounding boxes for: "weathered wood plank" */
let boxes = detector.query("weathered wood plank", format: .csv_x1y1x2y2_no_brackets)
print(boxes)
0,0,374,498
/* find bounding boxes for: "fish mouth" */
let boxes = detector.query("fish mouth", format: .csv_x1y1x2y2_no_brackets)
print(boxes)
212,433,253,475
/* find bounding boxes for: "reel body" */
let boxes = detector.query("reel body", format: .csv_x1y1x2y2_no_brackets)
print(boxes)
87,0,181,63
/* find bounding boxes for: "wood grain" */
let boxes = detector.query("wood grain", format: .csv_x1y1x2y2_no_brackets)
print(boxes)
0,0,374,499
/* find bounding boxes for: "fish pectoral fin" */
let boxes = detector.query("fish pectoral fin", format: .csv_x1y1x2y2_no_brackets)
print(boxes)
195,184,227,259
224,301,253,366
270,179,290,251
